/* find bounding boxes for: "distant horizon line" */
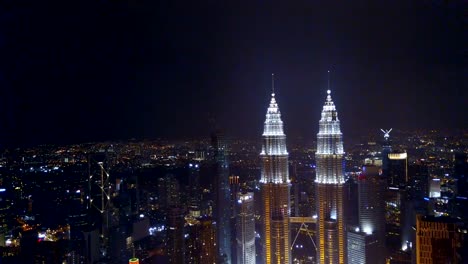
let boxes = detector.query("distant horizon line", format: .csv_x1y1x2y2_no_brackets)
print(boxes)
3,127,466,149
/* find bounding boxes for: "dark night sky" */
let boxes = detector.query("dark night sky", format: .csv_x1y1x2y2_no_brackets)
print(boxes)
0,1,466,147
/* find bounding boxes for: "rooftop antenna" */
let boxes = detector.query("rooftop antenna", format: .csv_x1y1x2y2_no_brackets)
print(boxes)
272,73,275,95
327,70,331,94
381,128,393,140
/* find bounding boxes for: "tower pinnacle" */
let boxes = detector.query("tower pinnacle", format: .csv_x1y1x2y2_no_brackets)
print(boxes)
271,73,275,96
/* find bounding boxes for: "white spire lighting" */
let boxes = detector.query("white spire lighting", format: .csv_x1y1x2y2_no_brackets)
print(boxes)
315,90,345,184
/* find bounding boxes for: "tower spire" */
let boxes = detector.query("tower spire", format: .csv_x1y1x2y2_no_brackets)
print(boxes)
271,73,275,95
327,70,331,94
260,75,290,264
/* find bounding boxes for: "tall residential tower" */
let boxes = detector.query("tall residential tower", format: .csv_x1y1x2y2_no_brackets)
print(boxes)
260,86,291,264
315,90,346,264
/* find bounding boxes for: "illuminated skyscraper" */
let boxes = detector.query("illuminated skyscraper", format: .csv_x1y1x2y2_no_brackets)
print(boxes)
387,151,408,188
260,86,291,264
347,165,386,263
166,208,185,263
381,128,392,175
236,192,255,264
186,216,217,264
212,131,232,263
315,90,346,264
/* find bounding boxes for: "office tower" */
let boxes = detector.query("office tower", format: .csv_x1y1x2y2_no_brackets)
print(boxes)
200,217,218,263
260,90,291,264
166,208,185,264
347,227,380,264
157,174,181,210
358,166,386,246
237,192,255,264
188,163,201,217
186,216,217,264
315,90,346,264
0,186,11,247
212,131,232,263
454,152,468,197
186,217,202,264
348,165,386,263
409,163,429,200
387,151,408,188
381,128,393,175
230,175,240,218
230,175,240,264
416,215,462,264
345,178,359,228
161,175,184,264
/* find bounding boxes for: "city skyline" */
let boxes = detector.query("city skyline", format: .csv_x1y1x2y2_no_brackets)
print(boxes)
1,1,465,147
0,2,466,262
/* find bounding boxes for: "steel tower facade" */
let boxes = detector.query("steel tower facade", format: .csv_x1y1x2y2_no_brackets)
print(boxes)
236,192,255,264
212,132,232,263
260,92,291,264
315,90,346,264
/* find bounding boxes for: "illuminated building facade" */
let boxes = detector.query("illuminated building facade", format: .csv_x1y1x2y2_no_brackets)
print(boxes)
236,192,255,264
315,90,346,264
351,165,386,263
347,227,379,264
416,215,462,264
260,91,291,264
186,216,217,264
199,217,217,264
387,152,408,188
166,208,185,263
381,128,392,175
212,131,232,263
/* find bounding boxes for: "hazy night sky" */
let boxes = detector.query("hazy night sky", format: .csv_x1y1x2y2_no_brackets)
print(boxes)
0,1,465,147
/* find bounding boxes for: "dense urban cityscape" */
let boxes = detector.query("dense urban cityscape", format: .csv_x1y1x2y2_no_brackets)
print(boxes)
2,1,465,263
0,89,466,263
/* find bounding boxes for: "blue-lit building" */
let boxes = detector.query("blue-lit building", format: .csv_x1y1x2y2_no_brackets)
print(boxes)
212,131,232,263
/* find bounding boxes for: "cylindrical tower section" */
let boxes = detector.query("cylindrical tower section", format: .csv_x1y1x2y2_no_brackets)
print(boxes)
260,92,291,264
315,90,347,264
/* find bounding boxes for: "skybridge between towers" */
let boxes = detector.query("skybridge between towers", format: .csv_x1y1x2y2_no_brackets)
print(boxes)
290,216,317,253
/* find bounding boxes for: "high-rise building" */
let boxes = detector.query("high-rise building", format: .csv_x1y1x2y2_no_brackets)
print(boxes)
188,163,202,217
381,128,393,175
347,227,380,264
157,174,180,210
230,175,240,264
200,217,218,264
349,165,386,263
186,216,217,264
387,152,408,188
260,90,291,264
212,131,232,263
166,208,185,263
454,152,468,197
415,215,462,264
315,90,346,264
236,192,255,264
358,166,386,247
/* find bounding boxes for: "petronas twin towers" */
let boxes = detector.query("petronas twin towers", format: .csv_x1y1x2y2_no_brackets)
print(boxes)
260,80,346,264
